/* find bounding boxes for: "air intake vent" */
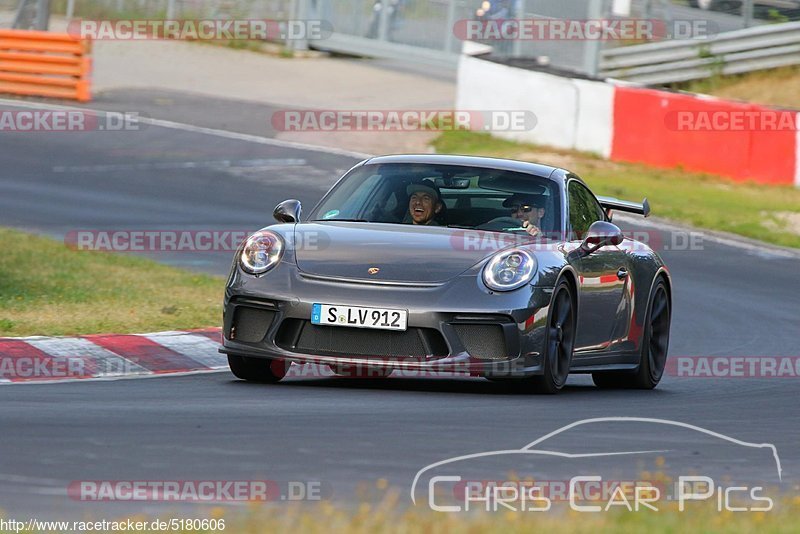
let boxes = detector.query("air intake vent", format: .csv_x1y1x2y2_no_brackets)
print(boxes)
232,307,275,343
277,321,447,358
452,324,507,360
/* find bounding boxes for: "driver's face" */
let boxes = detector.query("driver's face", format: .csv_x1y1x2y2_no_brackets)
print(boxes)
511,204,545,224
409,192,441,224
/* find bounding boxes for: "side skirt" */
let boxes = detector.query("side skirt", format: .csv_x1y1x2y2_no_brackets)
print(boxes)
568,350,641,372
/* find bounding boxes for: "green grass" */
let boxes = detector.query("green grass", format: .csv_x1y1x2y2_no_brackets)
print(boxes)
675,66,800,109
193,38,298,57
0,228,223,337
51,0,167,20
226,494,800,533
433,131,800,249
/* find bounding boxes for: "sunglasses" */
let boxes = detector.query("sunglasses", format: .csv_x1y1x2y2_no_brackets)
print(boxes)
509,204,535,213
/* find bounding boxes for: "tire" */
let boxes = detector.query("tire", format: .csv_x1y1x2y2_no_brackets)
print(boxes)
228,355,287,383
528,279,576,394
593,278,671,390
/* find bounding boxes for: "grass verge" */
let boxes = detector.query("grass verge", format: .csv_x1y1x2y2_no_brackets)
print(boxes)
227,494,799,533
675,66,800,109
433,131,800,249
3,493,799,533
0,228,223,337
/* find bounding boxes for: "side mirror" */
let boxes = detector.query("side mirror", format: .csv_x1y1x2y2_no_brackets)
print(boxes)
580,221,624,255
273,199,302,223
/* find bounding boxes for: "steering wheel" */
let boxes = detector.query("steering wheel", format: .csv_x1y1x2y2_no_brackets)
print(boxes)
477,217,524,232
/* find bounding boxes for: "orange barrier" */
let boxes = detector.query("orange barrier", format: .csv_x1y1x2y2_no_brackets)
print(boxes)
0,29,91,102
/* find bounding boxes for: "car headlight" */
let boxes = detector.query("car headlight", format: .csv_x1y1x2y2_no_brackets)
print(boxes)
240,231,284,275
482,248,536,291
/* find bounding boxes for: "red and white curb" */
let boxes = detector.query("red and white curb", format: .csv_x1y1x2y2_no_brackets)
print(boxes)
0,328,225,383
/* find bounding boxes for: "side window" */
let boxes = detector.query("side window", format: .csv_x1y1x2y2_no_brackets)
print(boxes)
568,181,603,239
584,187,606,223
335,173,382,218
384,191,398,213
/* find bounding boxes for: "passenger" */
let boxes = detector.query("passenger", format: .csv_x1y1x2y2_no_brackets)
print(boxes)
406,179,443,226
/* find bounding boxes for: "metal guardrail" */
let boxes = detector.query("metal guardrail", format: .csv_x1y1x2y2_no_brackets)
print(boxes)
312,33,461,68
599,20,800,84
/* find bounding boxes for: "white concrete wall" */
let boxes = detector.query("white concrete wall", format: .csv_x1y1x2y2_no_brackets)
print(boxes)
572,78,615,158
456,55,614,158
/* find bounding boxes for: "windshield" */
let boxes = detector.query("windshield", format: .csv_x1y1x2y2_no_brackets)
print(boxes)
309,163,562,236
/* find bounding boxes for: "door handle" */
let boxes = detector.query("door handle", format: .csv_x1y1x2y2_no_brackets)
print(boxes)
617,268,628,280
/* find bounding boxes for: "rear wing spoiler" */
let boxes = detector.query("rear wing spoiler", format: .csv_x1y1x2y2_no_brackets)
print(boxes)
597,196,650,218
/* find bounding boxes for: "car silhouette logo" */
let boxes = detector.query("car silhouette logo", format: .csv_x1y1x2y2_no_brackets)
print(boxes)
410,417,784,505
368,267,380,275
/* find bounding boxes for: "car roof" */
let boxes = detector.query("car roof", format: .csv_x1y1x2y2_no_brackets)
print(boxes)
362,154,566,181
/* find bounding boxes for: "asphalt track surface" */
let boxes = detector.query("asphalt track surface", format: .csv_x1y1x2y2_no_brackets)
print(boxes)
1,93,799,519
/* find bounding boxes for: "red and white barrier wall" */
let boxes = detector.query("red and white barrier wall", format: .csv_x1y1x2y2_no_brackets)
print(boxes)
457,55,800,187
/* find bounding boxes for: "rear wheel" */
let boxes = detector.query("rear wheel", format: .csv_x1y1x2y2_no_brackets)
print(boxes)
593,278,671,390
528,279,576,394
228,355,287,383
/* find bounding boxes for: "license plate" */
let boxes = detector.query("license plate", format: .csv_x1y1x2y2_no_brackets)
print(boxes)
311,303,408,331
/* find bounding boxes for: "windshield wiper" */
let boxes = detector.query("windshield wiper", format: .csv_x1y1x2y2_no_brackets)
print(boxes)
446,224,476,229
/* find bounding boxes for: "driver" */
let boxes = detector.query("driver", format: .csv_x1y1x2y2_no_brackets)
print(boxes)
406,179,443,226
503,193,547,237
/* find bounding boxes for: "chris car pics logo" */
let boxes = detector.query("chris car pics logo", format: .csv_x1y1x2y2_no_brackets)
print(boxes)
411,417,781,513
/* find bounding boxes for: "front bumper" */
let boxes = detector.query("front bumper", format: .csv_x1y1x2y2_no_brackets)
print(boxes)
221,261,555,377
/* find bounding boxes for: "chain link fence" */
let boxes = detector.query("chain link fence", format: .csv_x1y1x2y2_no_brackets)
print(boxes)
0,1,15,27
44,0,293,19
305,0,471,52
3,0,798,73
664,0,800,27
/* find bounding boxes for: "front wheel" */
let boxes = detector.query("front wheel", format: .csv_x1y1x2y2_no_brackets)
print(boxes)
228,355,287,383
528,279,576,394
593,278,671,390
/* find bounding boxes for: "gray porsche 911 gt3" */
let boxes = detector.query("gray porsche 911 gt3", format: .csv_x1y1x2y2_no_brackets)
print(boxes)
220,154,672,393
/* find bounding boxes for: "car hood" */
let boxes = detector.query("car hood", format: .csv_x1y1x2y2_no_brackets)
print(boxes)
292,222,509,283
